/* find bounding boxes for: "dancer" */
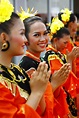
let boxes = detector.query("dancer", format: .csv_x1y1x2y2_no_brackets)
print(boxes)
44,18,77,117
19,9,71,118
0,0,51,117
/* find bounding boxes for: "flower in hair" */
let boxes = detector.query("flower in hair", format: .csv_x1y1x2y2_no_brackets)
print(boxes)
18,7,38,21
0,0,14,23
60,8,72,22
50,18,64,34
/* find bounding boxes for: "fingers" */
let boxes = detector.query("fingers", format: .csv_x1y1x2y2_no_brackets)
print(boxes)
30,62,50,94
50,63,71,90
37,61,48,76
33,61,50,82
72,47,79,57
58,63,70,77
56,64,71,84
37,61,47,72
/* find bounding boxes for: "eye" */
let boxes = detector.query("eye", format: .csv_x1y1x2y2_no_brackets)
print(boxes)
33,33,40,37
44,31,49,36
20,31,25,35
64,42,68,44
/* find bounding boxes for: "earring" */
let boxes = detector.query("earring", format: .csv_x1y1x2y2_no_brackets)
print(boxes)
25,41,29,46
1,41,10,51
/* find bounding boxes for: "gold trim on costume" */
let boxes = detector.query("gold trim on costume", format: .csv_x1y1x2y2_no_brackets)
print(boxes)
0,76,29,100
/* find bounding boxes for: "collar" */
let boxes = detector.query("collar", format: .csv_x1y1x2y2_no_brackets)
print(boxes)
25,50,40,62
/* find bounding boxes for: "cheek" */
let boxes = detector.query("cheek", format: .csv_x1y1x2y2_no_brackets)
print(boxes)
29,38,37,45
46,36,49,43
59,42,64,49
12,36,23,45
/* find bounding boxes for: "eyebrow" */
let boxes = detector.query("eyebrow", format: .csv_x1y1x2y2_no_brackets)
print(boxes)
33,30,48,33
19,29,25,31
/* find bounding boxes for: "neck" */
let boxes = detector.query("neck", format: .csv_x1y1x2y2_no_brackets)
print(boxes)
71,36,75,43
51,43,56,49
0,52,12,67
27,50,40,58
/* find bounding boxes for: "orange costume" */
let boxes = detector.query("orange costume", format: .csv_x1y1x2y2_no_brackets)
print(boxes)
19,50,54,118
0,83,41,118
61,38,79,78
0,63,41,118
44,45,77,117
61,39,79,117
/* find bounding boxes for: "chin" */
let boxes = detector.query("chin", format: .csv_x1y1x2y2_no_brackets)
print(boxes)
16,51,24,56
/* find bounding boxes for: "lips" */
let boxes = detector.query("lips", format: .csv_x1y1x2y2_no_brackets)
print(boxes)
22,44,25,48
38,43,47,48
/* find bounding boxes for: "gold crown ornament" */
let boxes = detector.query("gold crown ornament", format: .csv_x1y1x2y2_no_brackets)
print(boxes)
0,0,14,23
18,7,38,21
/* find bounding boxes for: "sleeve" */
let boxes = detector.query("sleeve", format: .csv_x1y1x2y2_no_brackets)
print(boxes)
48,54,63,73
0,83,41,118
53,87,70,117
77,79,79,117
19,56,33,71
42,82,54,118
19,56,38,71
36,82,54,118
75,57,79,78
63,71,77,97
44,53,70,117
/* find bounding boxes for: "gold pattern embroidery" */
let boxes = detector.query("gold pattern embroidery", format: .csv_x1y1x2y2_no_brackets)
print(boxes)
0,76,29,100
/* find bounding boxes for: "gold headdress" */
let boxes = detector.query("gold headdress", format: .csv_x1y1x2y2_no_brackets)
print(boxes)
18,7,38,21
0,0,14,23
50,17,64,34
60,8,72,23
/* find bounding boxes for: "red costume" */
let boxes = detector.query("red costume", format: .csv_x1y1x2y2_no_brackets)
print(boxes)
19,50,54,118
44,45,77,117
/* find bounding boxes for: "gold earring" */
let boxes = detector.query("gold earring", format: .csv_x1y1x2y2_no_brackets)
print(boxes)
1,41,10,51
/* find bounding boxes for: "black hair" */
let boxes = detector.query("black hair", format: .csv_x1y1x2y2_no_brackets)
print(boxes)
23,16,44,40
51,27,70,42
0,12,20,34
58,12,76,27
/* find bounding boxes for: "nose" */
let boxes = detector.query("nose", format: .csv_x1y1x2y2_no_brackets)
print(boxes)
24,36,28,44
40,35,45,41
24,35,27,41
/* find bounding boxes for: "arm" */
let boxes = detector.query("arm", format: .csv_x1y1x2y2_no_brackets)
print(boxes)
67,46,79,74
27,62,51,114
50,63,71,92
0,83,41,118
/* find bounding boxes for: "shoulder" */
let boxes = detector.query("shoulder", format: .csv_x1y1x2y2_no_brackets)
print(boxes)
44,50,56,61
19,56,39,71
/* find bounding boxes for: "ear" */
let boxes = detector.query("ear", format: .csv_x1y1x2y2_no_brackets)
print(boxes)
25,41,29,46
68,22,73,28
54,38,58,43
0,32,8,43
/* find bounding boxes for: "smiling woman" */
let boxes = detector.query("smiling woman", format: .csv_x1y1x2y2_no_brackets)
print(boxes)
19,14,49,72
0,0,51,118
18,8,72,118
18,15,54,118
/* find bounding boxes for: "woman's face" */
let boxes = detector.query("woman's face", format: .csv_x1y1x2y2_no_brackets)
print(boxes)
68,19,77,38
27,21,49,54
56,34,70,51
9,18,27,56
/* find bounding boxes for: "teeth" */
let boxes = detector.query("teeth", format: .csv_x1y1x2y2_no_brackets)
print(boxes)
39,44,45,46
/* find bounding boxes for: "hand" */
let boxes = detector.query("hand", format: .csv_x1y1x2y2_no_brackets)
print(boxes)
51,63,71,92
67,46,79,61
30,61,51,95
